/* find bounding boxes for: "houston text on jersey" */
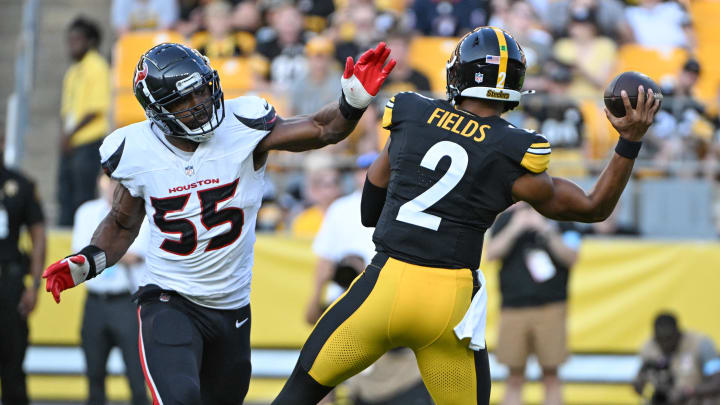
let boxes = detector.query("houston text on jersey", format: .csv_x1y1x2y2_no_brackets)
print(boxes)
168,178,220,194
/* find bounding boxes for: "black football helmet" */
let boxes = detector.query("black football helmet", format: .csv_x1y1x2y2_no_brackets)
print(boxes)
133,43,224,142
446,27,527,112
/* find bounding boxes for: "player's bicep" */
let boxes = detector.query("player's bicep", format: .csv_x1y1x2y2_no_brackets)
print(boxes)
512,173,595,222
96,184,145,239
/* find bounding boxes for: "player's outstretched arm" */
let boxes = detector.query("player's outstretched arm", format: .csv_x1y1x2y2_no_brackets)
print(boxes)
513,86,661,223
254,43,395,154
42,184,144,303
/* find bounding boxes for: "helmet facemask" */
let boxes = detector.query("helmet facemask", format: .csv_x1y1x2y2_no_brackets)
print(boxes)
147,70,225,143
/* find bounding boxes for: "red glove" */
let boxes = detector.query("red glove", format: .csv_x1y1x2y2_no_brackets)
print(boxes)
341,42,397,109
43,255,91,303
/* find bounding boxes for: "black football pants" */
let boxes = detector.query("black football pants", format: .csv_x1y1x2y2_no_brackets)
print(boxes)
135,285,252,405
0,261,29,405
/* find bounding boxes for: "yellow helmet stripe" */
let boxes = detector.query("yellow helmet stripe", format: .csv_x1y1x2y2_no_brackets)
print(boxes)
491,27,508,89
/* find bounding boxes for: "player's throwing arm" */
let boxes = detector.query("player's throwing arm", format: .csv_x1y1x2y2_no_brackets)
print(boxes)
511,82,661,223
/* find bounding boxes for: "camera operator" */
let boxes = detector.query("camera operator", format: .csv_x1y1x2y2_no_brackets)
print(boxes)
633,313,718,404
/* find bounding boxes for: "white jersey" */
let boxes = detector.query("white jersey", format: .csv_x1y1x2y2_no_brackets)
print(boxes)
99,96,277,309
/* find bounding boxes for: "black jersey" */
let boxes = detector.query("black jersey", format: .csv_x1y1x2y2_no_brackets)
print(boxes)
373,92,552,270
0,168,44,262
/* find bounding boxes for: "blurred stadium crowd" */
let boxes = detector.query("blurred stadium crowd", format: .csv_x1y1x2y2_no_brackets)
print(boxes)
57,0,720,236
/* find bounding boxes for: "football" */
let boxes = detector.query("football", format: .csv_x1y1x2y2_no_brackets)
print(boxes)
603,71,663,118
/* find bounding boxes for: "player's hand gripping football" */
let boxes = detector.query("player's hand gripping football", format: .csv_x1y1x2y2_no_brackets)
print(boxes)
341,42,397,109
605,85,661,142
42,254,92,303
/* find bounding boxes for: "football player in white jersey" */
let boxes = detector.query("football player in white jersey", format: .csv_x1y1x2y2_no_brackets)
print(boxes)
42,42,396,405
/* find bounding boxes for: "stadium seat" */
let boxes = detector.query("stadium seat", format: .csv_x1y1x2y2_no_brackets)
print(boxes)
189,31,256,55
613,45,688,85
408,36,459,96
189,31,210,50
580,100,619,160
690,1,720,106
113,90,146,128
211,57,252,92
113,31,186,90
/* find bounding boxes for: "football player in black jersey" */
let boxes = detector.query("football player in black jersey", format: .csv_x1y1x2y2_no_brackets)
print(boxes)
273,27,660,405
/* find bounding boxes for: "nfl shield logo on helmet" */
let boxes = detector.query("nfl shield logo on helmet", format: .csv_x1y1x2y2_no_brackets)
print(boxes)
475,72,484,83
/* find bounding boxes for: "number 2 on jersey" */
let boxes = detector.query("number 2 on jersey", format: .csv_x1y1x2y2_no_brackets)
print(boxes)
151,179,244,255
396,141,469,230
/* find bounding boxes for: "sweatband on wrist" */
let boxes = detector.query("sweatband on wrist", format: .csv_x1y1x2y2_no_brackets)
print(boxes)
78,245,107,280
338,92,366,121
615,137,642,159
361,176,387,227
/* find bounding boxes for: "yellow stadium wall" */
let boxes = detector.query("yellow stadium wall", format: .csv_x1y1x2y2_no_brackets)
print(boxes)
31,232,720,353
22,232,720,403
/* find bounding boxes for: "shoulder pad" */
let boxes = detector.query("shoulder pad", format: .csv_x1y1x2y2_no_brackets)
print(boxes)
381,91,437,130
500,125,551,174
99,122,155,197
228,96,278,132
99,128,128,177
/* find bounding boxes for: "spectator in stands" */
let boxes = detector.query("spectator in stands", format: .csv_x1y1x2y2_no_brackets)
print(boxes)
58,17,111,226
522,60,584,150
624,0,694,50
493,0,554,92
175,0,205,36
647,59,713,166
297,0,335,33
289,36,342,116
0,129,46,405
232,0,262,34
484,202,582,405
256,3,309,89
487,0,510,28
291,153,341,238
333,3,382,66
553,8,616,101
380,30,431,95
633,312,718,404
111,0,180,35
409,0,489,36
545,0,633,43
195,1,253,58
307,153,433,405
73,174,150,405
